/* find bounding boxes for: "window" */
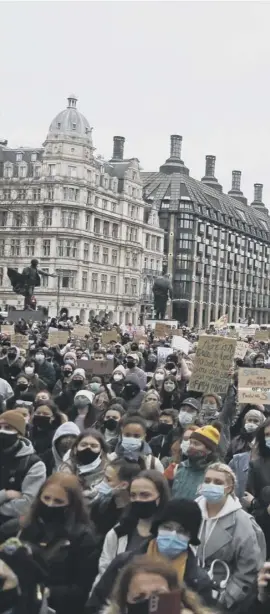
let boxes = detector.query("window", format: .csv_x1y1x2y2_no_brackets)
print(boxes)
4,189,11,200
44,209,52,227
61,210,78,229
59,270,76,289
178,214,194,230
87,190,91,205
68,166,76,178
19,165,27,178
13,212,22,227
40,269,48,288
111,201,117,213
92,273,98,293
83,242,89,261
43,240,51,256
82,271,88,292
0,211,7,226
94,196,99,207
4,165,13,179
179,239,193,250
28,211,38,227
94,218,101,234
0,240,5,256
132,252,138,268
112,249,118,266
17,189,26,200
102,199,107,210
131,278,137,296
125,252,130,267
112,223,119,239
48,164,56,177
10,239,21,256
72,123,76,130
156,237,161,251
124,278,129,294
34,166,41,178
145,234,150,249
57,240,78,258
103,221,110,237
101,274,107,293
16,153,22,162
33,189,41,201
0,267,3,286
103,248,109,264
47,186,54,201
93,244,99,263
31,153,37,162
151,236,156,250
63,187,80,202
110,276,116,294
86,214,91,231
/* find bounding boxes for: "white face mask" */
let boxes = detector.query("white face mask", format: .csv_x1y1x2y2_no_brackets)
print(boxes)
155,373,165,382
25,367,34,376
113,373,123,382
179,410,195,426
244,422,259,433
181,440,190,455
35,355,45,364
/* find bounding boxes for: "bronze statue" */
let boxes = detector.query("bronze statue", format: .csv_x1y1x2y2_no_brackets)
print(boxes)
152,274,173,320
8,259,56,309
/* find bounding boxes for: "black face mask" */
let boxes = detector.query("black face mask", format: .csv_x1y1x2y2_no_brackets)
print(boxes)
126,360,136,369
131,499,158,519
104,418,118,432
158,423,172,435
8,353,16,361
73,380,83,389
122,384,139,400
38,500,68,523
126,598,152,614
76,448,100,465
0,432,18,451
33,415,52,430
17,383,28,391
63,371,72,378
0,587,20,614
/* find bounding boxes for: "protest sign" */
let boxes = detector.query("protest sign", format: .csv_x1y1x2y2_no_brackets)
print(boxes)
48,330,69,345
171,336,190,355
1,325,14,336
171,329,183,336
188,335,236,395
155,322,171,337
157,347,172,364
10,333,29,350
73,325,90,338
7,310,47,323
234,341,248,360
255,329,270,342
101,330,119,345
77,358,114,377
238,368,270,404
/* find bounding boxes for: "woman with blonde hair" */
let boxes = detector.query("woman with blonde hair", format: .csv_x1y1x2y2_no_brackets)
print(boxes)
196,462,265,612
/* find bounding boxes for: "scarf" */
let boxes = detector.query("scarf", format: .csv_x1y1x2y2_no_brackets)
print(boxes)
77,455,102,474
147,539,187,582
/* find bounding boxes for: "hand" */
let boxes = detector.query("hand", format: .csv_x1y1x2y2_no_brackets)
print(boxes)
5,490,21,500
242,491,254,507
258,562,270,602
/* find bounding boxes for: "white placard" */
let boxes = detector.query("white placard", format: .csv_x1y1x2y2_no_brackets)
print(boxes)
171,336,190,355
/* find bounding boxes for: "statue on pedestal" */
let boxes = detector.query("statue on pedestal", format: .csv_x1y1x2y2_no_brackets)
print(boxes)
152,274,173,320
8,259,56,309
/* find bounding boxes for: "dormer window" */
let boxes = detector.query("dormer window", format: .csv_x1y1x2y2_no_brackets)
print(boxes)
16,153,22,162
57,122,61,129
72,123,76,130
31,153,37,162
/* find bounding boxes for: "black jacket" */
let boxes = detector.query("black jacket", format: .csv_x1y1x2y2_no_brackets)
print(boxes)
35,361,56,392
21,522,100,614
247,456,270,498
84,545,213,614
90,494,124,541
149,429,176,459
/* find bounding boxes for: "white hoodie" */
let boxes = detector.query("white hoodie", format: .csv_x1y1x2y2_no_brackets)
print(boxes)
196,494,242,567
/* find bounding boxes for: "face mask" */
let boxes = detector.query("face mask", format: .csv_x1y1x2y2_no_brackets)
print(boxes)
8,353,16,361
181,440,190,455
179,410,195,426
73,380,83,389
38,500,68,523
164,382,175,393
158,423,172,435
157,530,189,557
63,370,72,377
96,480,113,496
25,366,34,376
74,397,89,409
139,344,145,351
201,404,217,415
126,598,154,614
17,382,28,391
0,431,18,451
80,356,88,361
127,360,136,369
76,448,100,465
35,355,45,364
131,499,158,519
33,414,52,430
155,373,165,382
122,436,142,451
90,382,101,393
244,422,258,433
201,483,225,502
265,437,270,449
123,385,138,400
113,373,123,382
107,353,114,360
104,418,118,432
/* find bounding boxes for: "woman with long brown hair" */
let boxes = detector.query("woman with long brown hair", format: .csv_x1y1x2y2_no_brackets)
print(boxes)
20,472,100,614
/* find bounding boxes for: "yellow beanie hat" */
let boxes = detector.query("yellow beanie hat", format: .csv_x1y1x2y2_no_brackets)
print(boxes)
190,424,220,451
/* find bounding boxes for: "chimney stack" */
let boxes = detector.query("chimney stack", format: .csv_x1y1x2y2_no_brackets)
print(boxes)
201,155,222,192
254,183,263,202
170,135,182,159
112,136,125,161
228,170,247,205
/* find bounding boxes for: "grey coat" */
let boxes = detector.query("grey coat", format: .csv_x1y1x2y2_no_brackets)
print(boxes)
196,495,264,609
229,451,250,500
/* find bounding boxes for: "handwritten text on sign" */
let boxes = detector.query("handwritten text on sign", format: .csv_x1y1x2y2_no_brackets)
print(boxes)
189,335,236,395
238,368,270,404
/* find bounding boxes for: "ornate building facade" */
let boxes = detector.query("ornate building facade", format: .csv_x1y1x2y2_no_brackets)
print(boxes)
0,95,164,323
142,135,270,327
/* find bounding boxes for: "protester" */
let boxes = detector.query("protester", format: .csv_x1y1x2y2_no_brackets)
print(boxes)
95,405,125,451
226,407,265,462
246,418,270,500
109,415,164,472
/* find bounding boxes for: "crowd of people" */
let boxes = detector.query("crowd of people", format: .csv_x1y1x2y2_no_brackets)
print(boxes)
0,312,270,614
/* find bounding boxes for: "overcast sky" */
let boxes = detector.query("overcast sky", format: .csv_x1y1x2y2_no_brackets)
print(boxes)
1,1,270,205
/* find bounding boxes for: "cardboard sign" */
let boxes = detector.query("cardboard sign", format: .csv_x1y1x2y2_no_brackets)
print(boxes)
73,325,90,339
157,347,172,364
101,330,119,345
227,329,239,338
77,358,114,377
48,330,69,345
10,333,29,349
7,309,47,323
234,341,248,360
155,322,171,337
171,329,183,336
1,325,14,336
238,367,270,404
171,336,190,355
238,325,258,339
188,335,236,395
134,334,148,344
255,329,270,342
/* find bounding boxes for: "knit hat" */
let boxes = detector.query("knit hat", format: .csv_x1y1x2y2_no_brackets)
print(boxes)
72,368,85,380
190,424,220,452
74,389,94,404
152,499,202,546
0,410,26,436
113,365,126,376
245,409,265,424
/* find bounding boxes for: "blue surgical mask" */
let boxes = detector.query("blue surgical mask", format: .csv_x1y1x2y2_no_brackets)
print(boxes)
121,436,142,451
201,483,225,502
265,437,270,449
156,530,189,558
96,480,113,496
90,382,101,393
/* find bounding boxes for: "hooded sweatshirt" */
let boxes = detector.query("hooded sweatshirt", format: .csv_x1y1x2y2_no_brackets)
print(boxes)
0,438,46,519
52,422,80,471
